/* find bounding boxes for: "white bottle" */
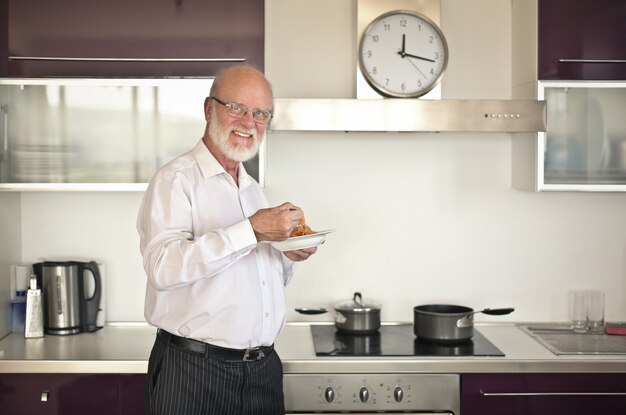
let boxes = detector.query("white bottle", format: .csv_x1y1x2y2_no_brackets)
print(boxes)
25,274,44,339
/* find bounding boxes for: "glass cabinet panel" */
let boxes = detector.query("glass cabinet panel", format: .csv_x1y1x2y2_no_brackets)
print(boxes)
0,79,262,190
538,81,626,190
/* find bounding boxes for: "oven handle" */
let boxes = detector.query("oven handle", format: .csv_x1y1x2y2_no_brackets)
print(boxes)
285,413,453,415
481,391,626,396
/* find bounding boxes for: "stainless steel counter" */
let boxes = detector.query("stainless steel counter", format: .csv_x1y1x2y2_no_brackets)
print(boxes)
1,322,625,374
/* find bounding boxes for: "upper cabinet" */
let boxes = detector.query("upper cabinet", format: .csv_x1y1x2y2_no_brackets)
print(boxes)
0,79,263,190
538,0,626,80
1,0,264,77
0,1,264,191
512,0,626,192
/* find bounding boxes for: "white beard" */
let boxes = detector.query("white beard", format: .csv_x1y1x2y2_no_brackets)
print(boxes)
209,108,264,162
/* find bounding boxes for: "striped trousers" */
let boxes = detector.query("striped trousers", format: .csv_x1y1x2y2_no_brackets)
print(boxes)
145,332,285,415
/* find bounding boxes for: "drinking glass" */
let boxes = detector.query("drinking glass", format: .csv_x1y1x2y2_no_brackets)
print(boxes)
569,290,588,333
587,290,605,333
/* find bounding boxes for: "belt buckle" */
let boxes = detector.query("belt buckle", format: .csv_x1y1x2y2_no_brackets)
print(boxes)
243,347,264,361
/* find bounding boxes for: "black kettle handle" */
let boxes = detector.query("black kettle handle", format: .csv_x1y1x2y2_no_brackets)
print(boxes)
79,261,102,332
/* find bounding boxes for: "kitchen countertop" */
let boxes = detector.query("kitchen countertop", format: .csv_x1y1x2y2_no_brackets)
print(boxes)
1,322,625,374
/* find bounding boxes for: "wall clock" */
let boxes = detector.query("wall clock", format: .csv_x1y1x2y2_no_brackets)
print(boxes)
358,9,448,98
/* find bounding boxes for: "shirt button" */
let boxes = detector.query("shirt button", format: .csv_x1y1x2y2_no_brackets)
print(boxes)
262,281,266,286
265,313,269,317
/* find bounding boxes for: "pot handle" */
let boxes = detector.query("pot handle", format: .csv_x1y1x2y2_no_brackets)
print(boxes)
353,292,363,307
295,308,327,315
456,307,515,328
482,307,515,315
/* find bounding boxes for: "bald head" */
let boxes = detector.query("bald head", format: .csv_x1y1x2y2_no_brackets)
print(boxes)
210,65,274,106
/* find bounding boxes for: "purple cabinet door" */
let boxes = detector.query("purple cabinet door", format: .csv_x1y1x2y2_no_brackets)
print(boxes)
119,374,145,415
0,374,118,415
539,0,626,80
4,0,264,77
462,373,626,415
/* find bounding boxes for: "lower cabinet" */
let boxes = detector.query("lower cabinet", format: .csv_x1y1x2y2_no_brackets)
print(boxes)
0,373,146,415
119,374,146,415
462,373,626,415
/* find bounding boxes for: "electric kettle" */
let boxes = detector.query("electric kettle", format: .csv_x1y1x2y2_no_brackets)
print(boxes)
33,261,102,335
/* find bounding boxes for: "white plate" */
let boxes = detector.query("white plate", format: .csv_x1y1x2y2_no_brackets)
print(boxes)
269,229,335,252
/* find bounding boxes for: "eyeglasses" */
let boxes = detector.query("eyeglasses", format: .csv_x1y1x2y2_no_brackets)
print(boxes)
211,96,273,125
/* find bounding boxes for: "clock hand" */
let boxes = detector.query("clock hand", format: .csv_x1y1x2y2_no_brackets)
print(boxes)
404,55,427,78
404,52,436,63
402,34,406,55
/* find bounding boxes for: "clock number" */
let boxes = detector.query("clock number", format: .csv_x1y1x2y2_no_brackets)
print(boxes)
372,67,377,75
429,36,434,44
400,18,407,27
401,82,406,91
385,79,390,86
372,34,379,43
366,50,372,58
429,68,434,75
383,23,391,31
434,52,440,60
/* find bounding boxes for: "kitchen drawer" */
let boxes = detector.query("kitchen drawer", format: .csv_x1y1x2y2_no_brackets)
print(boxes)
462,373,626,415
0,373,118,414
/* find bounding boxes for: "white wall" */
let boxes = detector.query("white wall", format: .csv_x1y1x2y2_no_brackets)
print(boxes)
11,0,626,326
0,193,22,337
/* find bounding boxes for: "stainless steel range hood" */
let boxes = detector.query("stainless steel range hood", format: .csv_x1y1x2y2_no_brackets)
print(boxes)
270,98,546,132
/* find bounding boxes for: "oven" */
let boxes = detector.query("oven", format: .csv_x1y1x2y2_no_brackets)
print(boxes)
282,323,505,413
284,373,459,413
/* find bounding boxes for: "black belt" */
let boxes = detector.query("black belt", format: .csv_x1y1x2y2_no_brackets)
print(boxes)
157,329,273,361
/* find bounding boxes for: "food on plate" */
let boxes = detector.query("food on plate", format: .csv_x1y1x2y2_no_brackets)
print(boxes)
290,217,316,237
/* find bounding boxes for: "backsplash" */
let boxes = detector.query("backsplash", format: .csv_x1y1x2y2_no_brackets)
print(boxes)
2,0,626,331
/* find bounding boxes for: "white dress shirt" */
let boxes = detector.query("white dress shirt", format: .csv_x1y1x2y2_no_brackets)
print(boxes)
137,140,295,349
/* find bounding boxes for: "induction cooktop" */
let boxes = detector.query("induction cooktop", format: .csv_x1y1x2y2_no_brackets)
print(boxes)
311,324,504,357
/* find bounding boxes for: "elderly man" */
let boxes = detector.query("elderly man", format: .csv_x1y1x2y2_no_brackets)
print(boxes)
137,65,316,415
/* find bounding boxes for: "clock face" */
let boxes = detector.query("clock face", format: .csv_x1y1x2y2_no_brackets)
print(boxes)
359,10,448,98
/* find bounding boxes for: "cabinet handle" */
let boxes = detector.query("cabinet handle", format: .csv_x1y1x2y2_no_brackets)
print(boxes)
1,104,7,162
41,391,49,402
9,56,246,63
558,58,626,64
481,391,626,396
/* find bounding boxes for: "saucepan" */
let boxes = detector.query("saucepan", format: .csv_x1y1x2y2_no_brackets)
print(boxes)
295,292,381,335
413,304,514,344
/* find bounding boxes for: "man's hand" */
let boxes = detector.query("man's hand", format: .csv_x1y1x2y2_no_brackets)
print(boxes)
283,246,317,262
249,202,303,242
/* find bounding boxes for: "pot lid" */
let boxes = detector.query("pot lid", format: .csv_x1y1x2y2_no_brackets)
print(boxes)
335,292,380,312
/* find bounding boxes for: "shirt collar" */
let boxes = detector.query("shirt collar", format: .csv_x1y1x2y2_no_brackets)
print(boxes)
193,139,253,189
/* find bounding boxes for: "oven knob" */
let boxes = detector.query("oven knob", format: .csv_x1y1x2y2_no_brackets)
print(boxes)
394,387,404,402
359,387,369,402
324,387,335,403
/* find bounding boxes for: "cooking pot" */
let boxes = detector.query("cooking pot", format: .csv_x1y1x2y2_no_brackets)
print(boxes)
295,292,381,335
413,304,514,344
334,292,381,335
